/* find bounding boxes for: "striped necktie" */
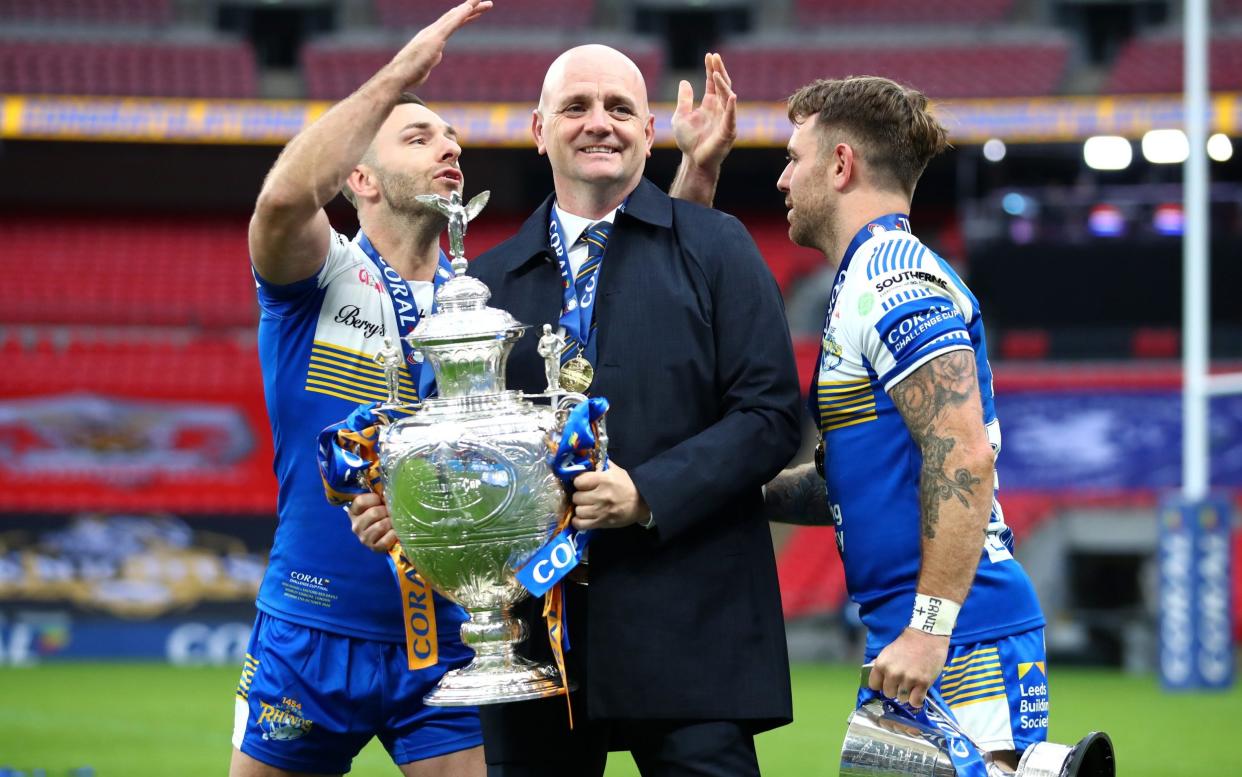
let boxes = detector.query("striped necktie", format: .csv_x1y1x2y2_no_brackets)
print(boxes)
561,220,612,366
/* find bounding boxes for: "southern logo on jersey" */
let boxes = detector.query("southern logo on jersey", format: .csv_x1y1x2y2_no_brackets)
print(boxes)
256,695,315,742
820,331,843,372
816,378,877,433
356,267,386,296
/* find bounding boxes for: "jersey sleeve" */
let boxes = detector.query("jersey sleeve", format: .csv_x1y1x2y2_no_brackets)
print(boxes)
252,228,356,319
853,237,975,391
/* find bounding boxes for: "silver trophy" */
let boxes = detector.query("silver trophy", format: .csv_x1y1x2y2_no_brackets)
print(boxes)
376,190,592,706
840,667,1115,777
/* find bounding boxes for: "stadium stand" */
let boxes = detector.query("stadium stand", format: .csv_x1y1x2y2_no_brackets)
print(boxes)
373,0,594,30
1106,34,1242,93
0,39,258,98
0,0,171,26
717,40,1071,100
794,0,1015,27
302,40,662,102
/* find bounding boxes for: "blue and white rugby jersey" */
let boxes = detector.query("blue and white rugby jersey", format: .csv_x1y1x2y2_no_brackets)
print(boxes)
812,215,1044,654
252,228,467,642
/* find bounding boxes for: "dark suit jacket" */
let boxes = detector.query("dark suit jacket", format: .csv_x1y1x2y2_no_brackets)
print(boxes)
469,178,801,729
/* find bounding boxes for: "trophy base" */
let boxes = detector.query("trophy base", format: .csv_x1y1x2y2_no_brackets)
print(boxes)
423,655,576,707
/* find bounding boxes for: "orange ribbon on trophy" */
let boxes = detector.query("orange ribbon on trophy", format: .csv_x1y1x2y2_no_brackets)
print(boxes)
317,403,438,671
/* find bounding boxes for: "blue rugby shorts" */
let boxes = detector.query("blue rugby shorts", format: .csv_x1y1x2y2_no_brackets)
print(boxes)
232,611,482,773
932,628,1050,753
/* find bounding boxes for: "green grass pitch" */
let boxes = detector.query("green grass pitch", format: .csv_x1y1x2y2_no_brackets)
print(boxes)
0,662,1236,775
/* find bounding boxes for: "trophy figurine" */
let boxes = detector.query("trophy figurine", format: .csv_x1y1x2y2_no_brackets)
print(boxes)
372,190,591,706
374,337,403,406
536,324,564,393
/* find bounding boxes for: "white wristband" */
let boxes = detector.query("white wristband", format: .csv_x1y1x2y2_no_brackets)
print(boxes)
909,594,960,637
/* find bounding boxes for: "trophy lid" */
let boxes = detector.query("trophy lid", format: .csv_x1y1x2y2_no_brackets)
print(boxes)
406,272,525,347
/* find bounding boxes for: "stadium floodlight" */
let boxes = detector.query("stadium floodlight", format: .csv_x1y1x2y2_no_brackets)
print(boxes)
982,138,1006,162
1083,135,1132,170
1141,129,1190,164
1207,133,1233,162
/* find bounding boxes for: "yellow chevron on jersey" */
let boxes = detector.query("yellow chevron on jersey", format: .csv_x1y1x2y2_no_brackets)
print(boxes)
816,377,877,432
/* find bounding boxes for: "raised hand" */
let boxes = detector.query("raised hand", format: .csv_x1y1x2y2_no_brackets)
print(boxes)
672,52,738,174
390,0,493,90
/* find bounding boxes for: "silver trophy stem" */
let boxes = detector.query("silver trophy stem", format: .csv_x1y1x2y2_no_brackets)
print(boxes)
422,606,572,707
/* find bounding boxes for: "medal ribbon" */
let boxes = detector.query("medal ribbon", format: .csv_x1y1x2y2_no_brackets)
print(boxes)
357,232,454,401
315,402,439,671
808,213,911,428
513,396,611,728
548,201,625,368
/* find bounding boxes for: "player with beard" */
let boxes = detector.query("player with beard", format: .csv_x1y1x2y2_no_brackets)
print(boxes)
764,76,1048,771
234,4,489,776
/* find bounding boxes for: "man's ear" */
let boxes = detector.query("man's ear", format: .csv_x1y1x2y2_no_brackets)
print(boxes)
531,110,548,156
833,143,856,192
643,113,655,157
347,166,378,202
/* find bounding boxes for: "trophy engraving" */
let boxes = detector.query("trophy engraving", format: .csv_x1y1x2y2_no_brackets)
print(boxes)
374,191,588,706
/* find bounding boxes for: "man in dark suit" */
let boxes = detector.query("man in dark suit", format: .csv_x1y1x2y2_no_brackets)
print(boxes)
468,45,800,777
351,44,800,776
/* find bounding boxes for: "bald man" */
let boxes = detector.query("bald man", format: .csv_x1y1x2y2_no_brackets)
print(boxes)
467,44,801,777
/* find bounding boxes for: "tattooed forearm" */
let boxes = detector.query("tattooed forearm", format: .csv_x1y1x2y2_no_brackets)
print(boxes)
891,351,985,539
762,463,831,525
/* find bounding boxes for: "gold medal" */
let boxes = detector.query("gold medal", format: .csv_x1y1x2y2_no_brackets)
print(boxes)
559,355,594,393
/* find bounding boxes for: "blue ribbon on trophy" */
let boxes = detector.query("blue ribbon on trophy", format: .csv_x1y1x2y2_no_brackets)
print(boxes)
513,396,609,726
858,681,990,777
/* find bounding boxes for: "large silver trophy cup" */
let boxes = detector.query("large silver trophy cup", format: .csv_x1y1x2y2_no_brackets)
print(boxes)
840,668,1115,777
375,190,588,706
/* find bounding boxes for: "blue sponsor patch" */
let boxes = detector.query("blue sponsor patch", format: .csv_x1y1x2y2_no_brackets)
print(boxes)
875,298,968,365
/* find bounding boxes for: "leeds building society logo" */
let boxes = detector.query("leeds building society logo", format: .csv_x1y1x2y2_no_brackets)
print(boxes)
257,696,315,741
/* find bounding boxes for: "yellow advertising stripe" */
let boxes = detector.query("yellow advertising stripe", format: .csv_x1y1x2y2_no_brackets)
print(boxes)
308,362,404,392
947,693,1007,710
822,413,878,432
819,398,876,415
309,351,410,382
305,373,395,399
943,647,1000,671
817,379,871,393
943,678,1007,702
305,382,390,406
817,388,873,403
312,339,387,360
940,668,1004,693
941,657,1002,682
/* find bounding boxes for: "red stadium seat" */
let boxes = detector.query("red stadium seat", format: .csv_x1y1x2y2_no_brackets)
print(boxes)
0,40,257,98
373,0,593,30
0,0,171,26
0,214,256,328
1107,36,1242,94
795,0,1013,26
718,41,1070,100
302,42,662,103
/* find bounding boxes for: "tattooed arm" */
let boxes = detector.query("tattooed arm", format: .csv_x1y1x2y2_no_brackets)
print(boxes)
762,462,831,525
867,349,995,710
890,349,994,605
